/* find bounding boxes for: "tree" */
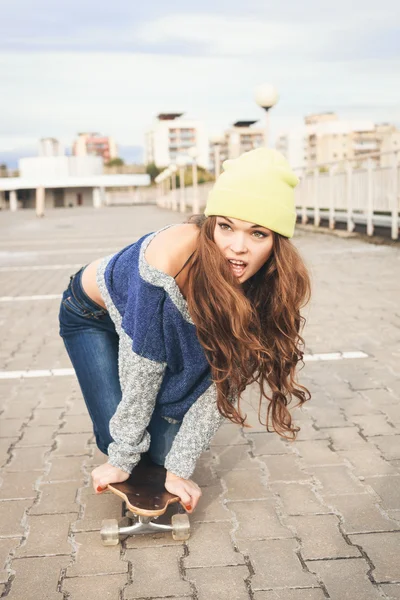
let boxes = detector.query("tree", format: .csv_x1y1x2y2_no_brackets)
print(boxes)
106,157,125,167
146,162,163,183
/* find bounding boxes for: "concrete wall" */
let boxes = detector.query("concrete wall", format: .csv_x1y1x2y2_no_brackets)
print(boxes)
16,187,94,209
19,156,103,179
63,188,93,207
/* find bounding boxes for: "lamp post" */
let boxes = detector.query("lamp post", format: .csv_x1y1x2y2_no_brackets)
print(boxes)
159,171,168,207
164,167,171,208
254,83,279,148
163,171,170,206
154,174,161,206
169,164,178,210
187,146,199,213
159,172,165,207
210,134,224,179
176,155,187,213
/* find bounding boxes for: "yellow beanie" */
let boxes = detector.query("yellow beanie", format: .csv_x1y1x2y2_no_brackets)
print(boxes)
204,147,299,238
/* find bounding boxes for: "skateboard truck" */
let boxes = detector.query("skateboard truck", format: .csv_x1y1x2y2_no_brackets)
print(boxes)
100,457,191,546
101,513,190,546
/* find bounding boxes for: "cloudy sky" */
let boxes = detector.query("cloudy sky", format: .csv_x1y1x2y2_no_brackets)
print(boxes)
1,0,399,166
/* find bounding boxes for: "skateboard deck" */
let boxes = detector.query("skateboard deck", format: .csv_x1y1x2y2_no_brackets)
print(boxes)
106,457,180,517
101,456,190,545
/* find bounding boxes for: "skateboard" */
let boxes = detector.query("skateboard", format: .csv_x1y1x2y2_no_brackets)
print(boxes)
100,457,191,546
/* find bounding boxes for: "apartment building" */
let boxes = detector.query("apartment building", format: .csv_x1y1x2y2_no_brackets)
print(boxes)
73,133,118,164
276,113,400,172
376,124,400,167
274,127,307,171
145,113,208,169
209,120,265,172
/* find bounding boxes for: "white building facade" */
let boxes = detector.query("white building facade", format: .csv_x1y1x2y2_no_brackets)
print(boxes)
145,113,208,169
276,113,400,173
209,120,265,172
0,155,150,211
20,156,103,180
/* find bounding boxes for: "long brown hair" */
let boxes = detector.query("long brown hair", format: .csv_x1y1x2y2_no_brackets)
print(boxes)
185,214,311,440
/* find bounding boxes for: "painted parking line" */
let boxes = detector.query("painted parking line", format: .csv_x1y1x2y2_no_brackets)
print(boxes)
0,352,369,379
305,351,368,361
0,294,62,302
0,246,118,257
0,368,76,379
0,264,82,272
0,236,136,248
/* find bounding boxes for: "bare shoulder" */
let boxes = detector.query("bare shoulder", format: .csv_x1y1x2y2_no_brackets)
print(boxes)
145,224,199,276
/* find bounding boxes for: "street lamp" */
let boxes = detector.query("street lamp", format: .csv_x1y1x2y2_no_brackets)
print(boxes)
158,172,166,207
169,164,178,211
158,170,169,207
210,134,224,179
154,174,162,206
254,83,279,148
187,146,199,214
164,167,171,208
176,155,188,213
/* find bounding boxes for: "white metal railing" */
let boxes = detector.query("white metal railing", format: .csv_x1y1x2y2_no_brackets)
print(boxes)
294,149,399,240
156,181,213,213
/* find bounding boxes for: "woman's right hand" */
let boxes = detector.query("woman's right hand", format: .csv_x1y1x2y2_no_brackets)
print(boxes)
91,462,130,494
165,471,202,513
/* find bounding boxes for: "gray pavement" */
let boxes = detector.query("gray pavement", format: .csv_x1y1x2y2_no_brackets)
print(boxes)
0,205,399,600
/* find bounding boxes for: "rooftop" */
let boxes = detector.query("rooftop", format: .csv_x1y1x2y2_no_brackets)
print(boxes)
157,113,184,121
233,120,258,128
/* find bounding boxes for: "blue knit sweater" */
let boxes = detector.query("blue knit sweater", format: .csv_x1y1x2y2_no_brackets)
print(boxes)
96,225,225,479
103,229,212,420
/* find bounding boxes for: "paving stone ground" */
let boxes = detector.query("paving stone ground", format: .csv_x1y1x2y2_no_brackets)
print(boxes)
0,205,399,600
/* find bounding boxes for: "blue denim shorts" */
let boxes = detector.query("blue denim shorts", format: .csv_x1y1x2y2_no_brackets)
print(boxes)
58,266,181,466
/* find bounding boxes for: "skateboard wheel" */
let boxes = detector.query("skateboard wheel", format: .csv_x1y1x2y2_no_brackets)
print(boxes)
171,513,190,541
100,519,120,546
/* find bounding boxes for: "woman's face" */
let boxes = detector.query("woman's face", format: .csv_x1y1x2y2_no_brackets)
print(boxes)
213,216,274,283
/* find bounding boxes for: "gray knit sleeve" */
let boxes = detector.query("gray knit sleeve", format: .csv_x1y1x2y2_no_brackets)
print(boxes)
107,330,166,473
164,384,225,480
96,254,166,474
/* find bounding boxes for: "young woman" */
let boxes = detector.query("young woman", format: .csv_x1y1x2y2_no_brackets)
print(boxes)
58,148,311,513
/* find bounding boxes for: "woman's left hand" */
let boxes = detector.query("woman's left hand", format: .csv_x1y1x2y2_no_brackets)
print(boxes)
165,471,202,513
